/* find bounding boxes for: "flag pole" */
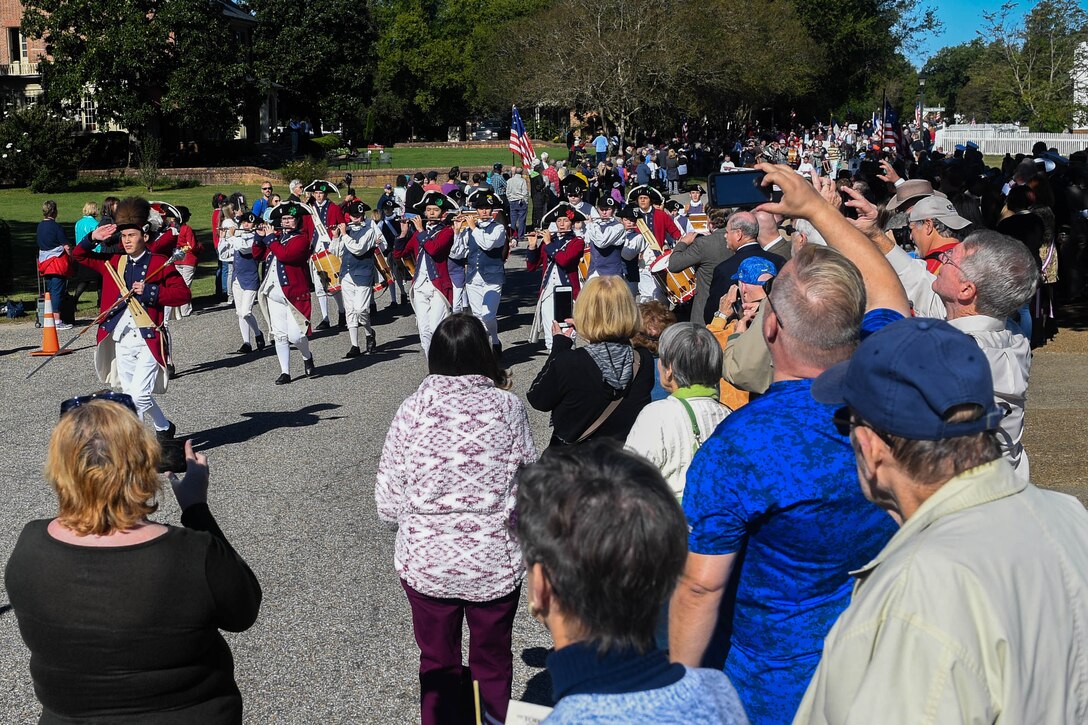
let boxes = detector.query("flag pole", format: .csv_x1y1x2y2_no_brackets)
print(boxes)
881,89,887,144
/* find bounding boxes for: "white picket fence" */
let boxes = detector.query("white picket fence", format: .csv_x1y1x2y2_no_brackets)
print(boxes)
934,127,1088,156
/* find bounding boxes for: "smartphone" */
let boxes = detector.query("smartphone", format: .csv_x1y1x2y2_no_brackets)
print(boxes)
553,286,573,327
708,170,780,208
859,160,881,178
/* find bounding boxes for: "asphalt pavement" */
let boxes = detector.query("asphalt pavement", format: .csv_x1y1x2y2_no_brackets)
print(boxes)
0,250,557,723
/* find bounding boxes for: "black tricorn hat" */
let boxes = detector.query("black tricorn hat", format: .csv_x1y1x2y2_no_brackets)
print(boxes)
596,196,618,210
561,175,589,195
541,202,587,227
415,191,455,213
626,184,664,205
616,206,643,221
270,201,305,226
345,200,372,217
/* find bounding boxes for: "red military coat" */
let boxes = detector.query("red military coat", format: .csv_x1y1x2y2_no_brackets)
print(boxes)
147,226,178,256
71,243,191,369
526,232,585,298
642,208,682,249
253,230,313,326
394,223,455,304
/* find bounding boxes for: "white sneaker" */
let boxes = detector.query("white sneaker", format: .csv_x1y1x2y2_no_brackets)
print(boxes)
55,322,73,330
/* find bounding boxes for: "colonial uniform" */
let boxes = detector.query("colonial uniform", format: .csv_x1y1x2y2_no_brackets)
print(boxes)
528,203,586,349
453,192,506,351
333,200,380,357
626,184,682,249
393,191,456,356
70,197,190,435
305,180,346,328
549,175,599,233
221,211,266,353
255,202,318,384
376,199,408,308
583,196,631,279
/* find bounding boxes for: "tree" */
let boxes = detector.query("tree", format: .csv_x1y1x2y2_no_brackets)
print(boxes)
920,40,986,121
975,0,1088,130
22,0,249,148
0,105,83,192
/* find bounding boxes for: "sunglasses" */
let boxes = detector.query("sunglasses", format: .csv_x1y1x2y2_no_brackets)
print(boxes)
60,391,138,417
262,187,272,192
832,406,895,445
763,275,783,329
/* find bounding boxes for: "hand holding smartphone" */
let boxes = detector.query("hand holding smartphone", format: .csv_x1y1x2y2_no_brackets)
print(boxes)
553,286,573,330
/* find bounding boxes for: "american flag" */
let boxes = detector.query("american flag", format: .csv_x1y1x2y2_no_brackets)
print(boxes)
509,106,536,167
883,100,904,156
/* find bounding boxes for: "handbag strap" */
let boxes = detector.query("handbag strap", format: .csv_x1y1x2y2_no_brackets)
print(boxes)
576,351,641,443
675,396,703,453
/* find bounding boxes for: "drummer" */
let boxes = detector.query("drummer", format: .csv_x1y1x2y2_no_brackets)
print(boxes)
583,196,633,280
664,199,697,237
684,184,706,216
616,207,666,304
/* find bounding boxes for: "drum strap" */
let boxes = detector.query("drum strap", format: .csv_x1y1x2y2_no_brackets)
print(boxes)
576,352,641,443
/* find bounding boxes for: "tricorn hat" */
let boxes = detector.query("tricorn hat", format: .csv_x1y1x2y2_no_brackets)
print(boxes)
304,180,340,197
270,201,305,227
345,200,371,218
561,175,589,195
473,192,500,209
596,196,619,210
541,202,587,227
616,206,643,221
114,197,151,232
415,191,455,213
626,184,664,205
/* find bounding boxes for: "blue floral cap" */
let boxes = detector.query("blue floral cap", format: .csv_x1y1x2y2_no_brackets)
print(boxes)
731,257,778,285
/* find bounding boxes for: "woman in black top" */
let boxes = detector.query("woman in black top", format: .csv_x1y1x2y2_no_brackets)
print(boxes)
5,394,261,725
528,275,654,448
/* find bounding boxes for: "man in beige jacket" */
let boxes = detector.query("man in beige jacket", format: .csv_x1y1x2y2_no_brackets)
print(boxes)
796,316,1088,725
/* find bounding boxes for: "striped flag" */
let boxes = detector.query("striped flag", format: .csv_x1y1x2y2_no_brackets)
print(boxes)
883,100,904,156
509,106,536,167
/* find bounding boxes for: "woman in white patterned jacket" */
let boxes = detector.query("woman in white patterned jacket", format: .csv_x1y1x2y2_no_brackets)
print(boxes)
375,313,536,725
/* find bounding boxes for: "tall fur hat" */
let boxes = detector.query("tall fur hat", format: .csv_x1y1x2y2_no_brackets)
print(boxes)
114,197,151,232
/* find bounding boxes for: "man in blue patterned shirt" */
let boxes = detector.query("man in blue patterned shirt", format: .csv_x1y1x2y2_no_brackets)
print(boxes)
669,244,898,725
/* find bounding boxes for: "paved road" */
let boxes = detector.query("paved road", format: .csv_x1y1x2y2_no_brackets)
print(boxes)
0,250,556,723
0,252,1085,723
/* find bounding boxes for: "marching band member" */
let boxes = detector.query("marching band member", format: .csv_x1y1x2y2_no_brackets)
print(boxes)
583,196,632,279
255,202,319,384
375,198,409,309
220,211,266,354
527,202,586,350
627,184,684,249
70,197,191,441
446,189,469,313
665,199,695,237
453,191,507,357
548,176,598,233
393,191,456,356
617,207,666,303
332,201,380,358
684,184,706,216
305,180,347,330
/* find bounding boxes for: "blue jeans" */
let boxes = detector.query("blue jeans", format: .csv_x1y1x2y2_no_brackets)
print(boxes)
217,261,232,300
509,200,527,238
596,150,607,164
43,275,67,319
1015,303,1032,341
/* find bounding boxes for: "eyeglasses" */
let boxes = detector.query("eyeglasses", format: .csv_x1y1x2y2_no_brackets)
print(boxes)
832,406,895,445
763,275,783,329
60,391,138,417
262,187,272,192
937,249,961,271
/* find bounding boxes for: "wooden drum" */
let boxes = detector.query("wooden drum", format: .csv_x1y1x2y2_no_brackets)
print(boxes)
649,251,697,305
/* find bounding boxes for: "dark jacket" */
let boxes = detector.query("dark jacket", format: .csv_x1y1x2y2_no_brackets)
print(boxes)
702,243,786,324
527,336,654,448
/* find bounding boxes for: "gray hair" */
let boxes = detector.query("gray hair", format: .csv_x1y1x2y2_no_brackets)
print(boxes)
658,323,722,389
289,178,302,191
792,218,827,246
770,245,865,370
959,230,1040,318
727,211,759,241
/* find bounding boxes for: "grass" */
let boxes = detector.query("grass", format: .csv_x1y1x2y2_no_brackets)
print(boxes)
328,143,564,173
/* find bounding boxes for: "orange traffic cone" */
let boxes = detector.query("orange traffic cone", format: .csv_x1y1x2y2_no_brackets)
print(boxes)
30,293,73,357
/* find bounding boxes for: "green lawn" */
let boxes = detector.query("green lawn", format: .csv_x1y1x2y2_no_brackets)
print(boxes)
336,143,564,173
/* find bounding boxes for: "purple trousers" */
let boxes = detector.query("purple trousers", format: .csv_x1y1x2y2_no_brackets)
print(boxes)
401,579,521,725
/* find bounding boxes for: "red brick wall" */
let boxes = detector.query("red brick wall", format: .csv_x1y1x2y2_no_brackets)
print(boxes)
1,0,50,64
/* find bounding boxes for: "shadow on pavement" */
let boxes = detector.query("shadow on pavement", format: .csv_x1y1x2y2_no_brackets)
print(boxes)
518,647,554,707
187,402,343,450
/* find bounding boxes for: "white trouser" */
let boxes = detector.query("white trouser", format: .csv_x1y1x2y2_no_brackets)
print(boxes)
466,278,501,345
451,284,467,313
115,327,169,430
413,275,449,356
168,264,196,319
341,277,374,339
310,260,344,319
224,261,234,302
232,280,261,344
266,283,308,346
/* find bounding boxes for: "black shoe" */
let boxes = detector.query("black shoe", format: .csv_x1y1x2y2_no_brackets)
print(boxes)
344,345,361,358
275,373,292,385
235,343,253,354
337,314,347,329
304,356,319,378
492,343,503,363
365,335,377,355
166,364,176,379
255,335,266,351
156,422,176,441
316,319,330,330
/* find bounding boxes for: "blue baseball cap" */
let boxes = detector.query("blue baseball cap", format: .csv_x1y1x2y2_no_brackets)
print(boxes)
811,317,1004,441
731,257,778,285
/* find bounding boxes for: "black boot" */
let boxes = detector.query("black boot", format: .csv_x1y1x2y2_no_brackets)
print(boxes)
365,334,377,355
492,342,503,363
316,318,330,330
304,355,319,378
156,422,177,441
166,363,176,379
344,345,361,358
235,343,253,354
337,313,347,329
255,334,266,351
275,373,292,385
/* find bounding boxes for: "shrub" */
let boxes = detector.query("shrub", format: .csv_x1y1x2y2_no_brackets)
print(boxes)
173,178,202,189
311,134,342,151
280,158,329,185
0,105,83,191
135,136,164,191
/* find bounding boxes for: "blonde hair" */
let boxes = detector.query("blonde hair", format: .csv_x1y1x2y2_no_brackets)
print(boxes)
574,275,640,343
82,201,99,218
45,400,161,536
